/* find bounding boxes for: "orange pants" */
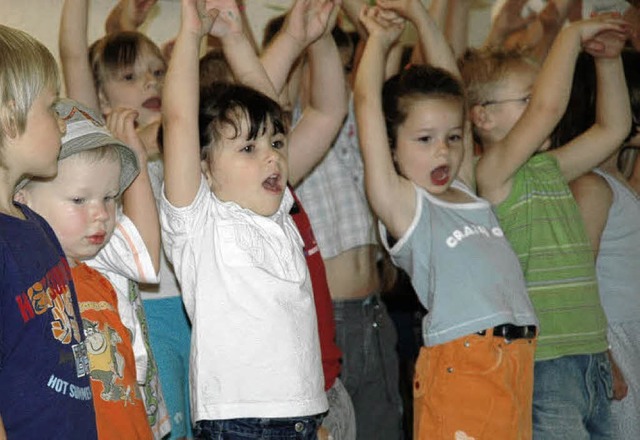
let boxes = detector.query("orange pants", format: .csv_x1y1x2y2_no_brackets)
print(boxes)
413,329,536,440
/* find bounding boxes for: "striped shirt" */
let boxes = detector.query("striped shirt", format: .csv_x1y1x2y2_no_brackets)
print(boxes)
495,153,608,361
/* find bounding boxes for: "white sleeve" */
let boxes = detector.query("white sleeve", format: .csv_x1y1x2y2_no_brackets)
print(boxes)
89,212,159,284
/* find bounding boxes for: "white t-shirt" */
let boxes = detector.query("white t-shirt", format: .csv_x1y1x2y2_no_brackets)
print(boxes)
88,212,159,382
160,177,327,421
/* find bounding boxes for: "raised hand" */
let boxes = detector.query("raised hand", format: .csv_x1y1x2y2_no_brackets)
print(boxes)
106,108,147,158
207,0,243,40
376,0,426,23
358,5,405,51
179,0,221,38
283,0,340,49
490,0,538,41
125,0,158,28
577,13,630,58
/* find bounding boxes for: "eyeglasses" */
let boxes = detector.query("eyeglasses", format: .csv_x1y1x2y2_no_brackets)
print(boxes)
480,94,532,107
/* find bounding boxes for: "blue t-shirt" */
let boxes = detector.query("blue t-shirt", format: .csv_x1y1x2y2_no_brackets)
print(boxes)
380,181,538,346
0,203,97,439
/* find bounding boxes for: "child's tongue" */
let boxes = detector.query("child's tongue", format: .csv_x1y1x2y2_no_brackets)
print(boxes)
431,165,450,186
263,175,281,192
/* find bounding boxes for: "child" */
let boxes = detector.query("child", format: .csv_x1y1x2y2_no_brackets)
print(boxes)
60,3,171,436
0,25,97,439
60,0,166,155
15,99,157,439
354,5,538,439
553,50,640,440
461,12,631,440
160,0,342,437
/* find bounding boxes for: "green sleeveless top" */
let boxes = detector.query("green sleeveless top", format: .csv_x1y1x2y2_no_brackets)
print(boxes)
495,153,608,361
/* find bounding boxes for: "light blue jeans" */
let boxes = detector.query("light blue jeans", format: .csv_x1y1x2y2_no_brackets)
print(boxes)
533,353,613,440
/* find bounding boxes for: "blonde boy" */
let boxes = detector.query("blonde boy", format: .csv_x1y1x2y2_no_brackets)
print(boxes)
0,26,97,439
461,17,631,439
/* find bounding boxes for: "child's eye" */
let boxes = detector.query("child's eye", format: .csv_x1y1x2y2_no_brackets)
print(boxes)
71,197,85,205
122,72,135,81
241,144,255,153
418,136,431,143
449,134,463,142
153,69,165,78
272,140,284,150
104,195,118,203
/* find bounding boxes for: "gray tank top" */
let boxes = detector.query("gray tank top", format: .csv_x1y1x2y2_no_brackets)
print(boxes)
380,181,537,346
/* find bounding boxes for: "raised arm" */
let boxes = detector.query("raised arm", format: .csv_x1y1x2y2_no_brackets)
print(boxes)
108,108,160,271
476,16,629,204
260,0,338,96
162,0,217,206
378,0,460,79
59,0,100,111
213,0,276,99
445,0,472,59
288,6,348,186
354,6,415,239
550,35,631,181
105,0,158,33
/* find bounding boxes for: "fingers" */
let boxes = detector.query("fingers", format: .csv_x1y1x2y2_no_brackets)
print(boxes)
106,108,139,143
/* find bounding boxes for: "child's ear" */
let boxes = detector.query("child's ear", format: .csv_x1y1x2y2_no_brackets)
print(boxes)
0,102,19,139
200,159,214,188
97,89,112,116
469,104,494,133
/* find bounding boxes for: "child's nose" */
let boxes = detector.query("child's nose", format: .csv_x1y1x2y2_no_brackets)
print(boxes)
144,71,158,89
93,202,109,221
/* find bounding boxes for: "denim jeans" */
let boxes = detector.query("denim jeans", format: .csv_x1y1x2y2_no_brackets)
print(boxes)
533,353,613,440
194,414,324,440
333,294,403,440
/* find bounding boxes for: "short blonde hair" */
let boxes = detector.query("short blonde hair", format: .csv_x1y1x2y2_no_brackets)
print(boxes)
0,25,59,149
459,47,538,106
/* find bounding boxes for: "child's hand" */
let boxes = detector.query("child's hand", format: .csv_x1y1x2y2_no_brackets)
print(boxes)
123,0,158,28
490,0,538,40
376,0,426,24
283,0,340,48
358,5,405,50
179,0,222,39
106,108,147,159
572,14,630,58
207,0,243,40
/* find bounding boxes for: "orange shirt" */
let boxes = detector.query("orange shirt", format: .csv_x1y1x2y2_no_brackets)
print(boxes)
72,263,152,440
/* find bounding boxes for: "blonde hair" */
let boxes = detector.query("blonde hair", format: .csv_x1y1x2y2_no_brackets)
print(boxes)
0,25,59,149
459,47,538,106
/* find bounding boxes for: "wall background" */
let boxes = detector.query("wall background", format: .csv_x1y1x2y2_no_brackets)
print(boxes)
1,0,495,93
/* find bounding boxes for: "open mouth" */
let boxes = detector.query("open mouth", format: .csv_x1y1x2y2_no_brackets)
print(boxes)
430,165,450,186
142,97,162,111
262,173,283,194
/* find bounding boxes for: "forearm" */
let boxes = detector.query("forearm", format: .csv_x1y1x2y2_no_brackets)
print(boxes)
222,32,277,100
306,34,347,121
412,4,460,79
288,34,347,186
593,56,631,137
162,27,202,204
122,155,161,271
342,0,368,39
530,24,582,119
59,0,100,110
260,31,306,95
445,0,471,58
106,1,136,33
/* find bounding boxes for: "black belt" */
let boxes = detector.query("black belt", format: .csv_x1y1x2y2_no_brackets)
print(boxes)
477,324,537,341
